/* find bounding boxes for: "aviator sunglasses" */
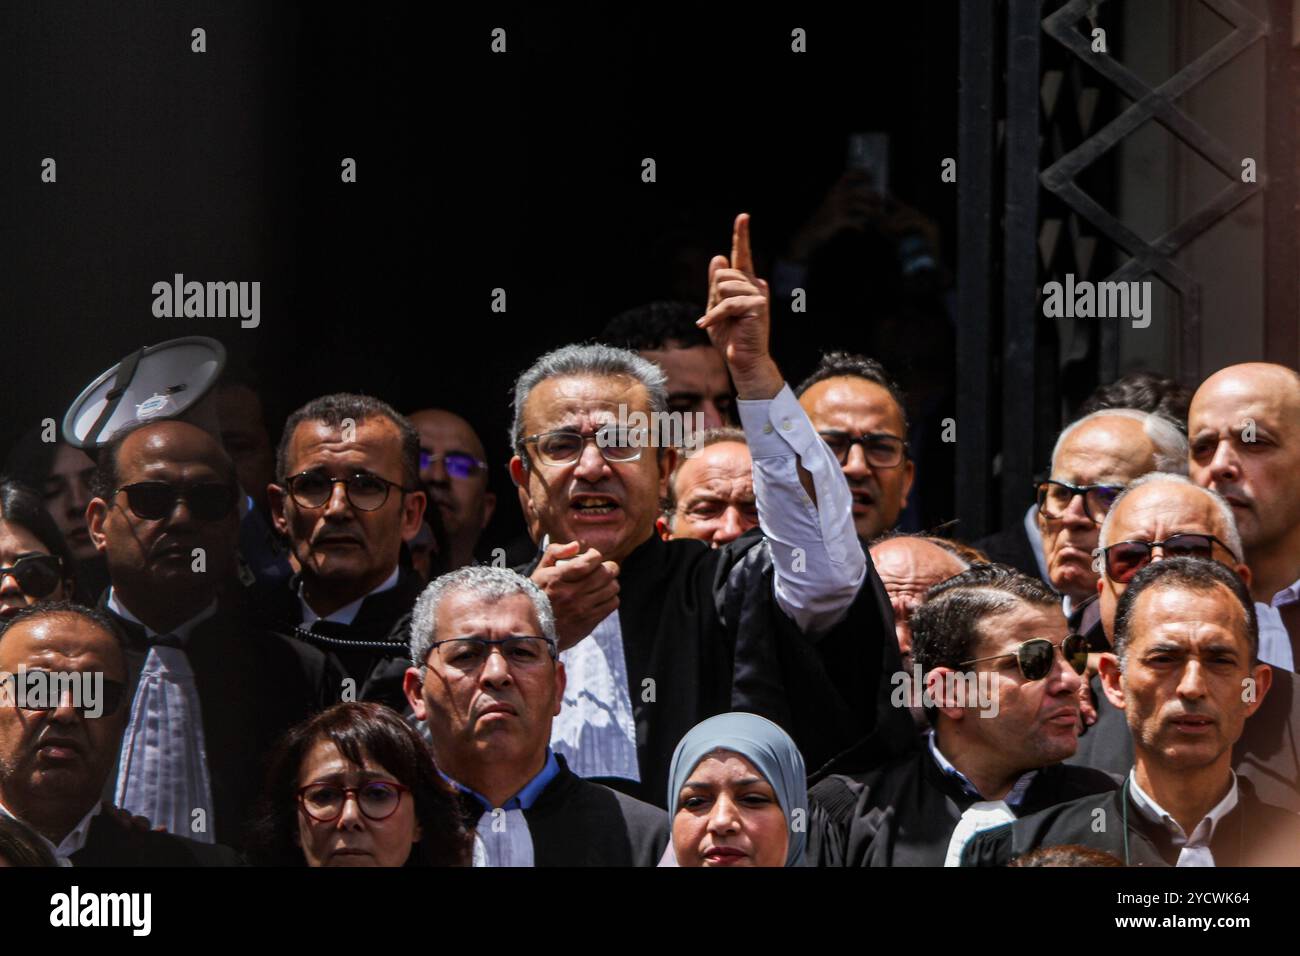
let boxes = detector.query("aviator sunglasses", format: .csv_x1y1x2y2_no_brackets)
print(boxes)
960,633,1090,681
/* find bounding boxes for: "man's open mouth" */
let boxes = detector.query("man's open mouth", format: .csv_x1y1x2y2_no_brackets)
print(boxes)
571,495,620,517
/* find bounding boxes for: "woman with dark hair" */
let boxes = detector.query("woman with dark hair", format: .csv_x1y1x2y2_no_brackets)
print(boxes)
0,815,58,867
0,477,77,620
249,701,470,866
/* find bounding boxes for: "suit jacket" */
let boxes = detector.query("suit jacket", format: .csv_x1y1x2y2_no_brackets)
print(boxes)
973,521,1047,583
70,810,241,866
101,597,344,849
962,774,1300,866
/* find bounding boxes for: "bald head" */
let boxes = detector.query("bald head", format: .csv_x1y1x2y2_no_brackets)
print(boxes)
408,409,494,570
1189,364,1300,577
1096,475,1249,641
870,536,969,665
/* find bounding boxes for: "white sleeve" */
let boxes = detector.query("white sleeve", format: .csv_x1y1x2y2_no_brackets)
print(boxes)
735,383,866,635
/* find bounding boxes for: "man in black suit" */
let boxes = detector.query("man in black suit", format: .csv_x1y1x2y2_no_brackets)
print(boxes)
0,602,235,865
85,419,340,849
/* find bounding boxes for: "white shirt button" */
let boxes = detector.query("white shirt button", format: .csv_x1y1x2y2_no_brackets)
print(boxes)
781,420,792,431
763,423,774,434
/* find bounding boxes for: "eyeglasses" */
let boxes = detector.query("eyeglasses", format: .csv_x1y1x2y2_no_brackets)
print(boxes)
115,481,237,522
961,634,1090,682
1093,533,1237,584
817,431,908,468
297,780,411,822
3,669,127,717
283,472,408,512
520,429,647,467
419,449,487,479
0,554,64,599
1035,479,1123,524
426,635,557,671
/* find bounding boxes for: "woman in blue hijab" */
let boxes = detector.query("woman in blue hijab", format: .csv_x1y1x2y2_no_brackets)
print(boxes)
665,712,808,867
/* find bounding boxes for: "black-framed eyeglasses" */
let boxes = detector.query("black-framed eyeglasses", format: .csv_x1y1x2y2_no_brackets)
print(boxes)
297,780,411,822
283,472,409,512
2,669,127,717
115,481,238,522
0,554,64,599
1035,479,1123,524
961,634,1090,682
425,635,558,670
1093,533,1237,584
817,431,909,468
519,429,647,468
419,449,487,479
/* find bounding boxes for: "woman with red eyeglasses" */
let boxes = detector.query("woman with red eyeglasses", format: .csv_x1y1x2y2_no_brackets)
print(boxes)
249,702,470,866
0,478,76,620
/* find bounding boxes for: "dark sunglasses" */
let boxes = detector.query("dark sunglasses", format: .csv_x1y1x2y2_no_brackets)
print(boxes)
1035,479,1123,524
0,554,64,599
283,472,408,512
961,634,1090,682
419,449,486,479
1093,533,1237,584
3,669,127,717
116,481,237,522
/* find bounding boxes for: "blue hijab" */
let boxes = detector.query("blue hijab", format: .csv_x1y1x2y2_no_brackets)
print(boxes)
666,712,808,866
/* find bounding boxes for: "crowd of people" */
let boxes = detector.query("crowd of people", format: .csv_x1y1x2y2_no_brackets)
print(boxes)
1,213,1298,868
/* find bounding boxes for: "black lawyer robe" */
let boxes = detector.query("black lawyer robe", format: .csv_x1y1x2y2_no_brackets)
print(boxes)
512,528,912,808
101,599,344,849
1068,667,1300,814
457,757,668,867
807,745,1118,866
253,568,425,710
69,808,241,866
961,775,1300,866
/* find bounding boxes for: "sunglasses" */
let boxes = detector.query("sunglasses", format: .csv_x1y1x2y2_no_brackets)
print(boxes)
0,554,64,599
2,668,127,717
960,634,1090,682
419,449,486,479
1093,533,1237,583
116,481,237,522
1035,480,1123,524
298,780,410,822
283,472,407,512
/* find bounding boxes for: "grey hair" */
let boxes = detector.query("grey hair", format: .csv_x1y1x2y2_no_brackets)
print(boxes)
1097,472,1242,562
1051,408,1189,476
409,566,558,668
510,343,669,460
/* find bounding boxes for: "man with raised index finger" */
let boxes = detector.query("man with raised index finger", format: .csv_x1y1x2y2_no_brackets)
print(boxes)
510,213,910,808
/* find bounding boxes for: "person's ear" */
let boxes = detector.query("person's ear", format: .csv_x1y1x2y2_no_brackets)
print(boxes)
926,667,964,722
1098,652,1125,709
412,820,423,844
403,667,428,721
508,455,528,491
900,459,916,509
267,483,290,536
656,448,678,500
85,497,111,552
1236,562,1252,591
553,659,567,718
401,489,427,539
1244,662,1272,719
655,514,673,541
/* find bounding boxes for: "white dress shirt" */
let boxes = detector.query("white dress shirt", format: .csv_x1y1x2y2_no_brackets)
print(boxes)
0,796,101,866
299,565,400,626
1254,576,1300,672
1129,770,1239,867
551,384,865,781
109,590,218,843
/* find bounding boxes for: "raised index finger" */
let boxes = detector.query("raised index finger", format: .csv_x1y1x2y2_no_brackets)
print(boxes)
731,212,754,276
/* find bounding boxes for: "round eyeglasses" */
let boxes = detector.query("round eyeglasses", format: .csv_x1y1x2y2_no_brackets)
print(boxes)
283,472,409,512
297,780,410,822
